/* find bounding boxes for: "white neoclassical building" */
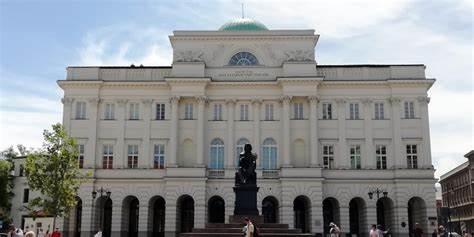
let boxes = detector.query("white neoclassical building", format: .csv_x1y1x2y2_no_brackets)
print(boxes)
11,18,437,237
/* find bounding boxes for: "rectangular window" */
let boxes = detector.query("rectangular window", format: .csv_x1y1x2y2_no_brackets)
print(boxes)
322,145,334,169
404,101,415,119
129,103,140,120
264,104,274,121
184,103,193,120
127,145,139,168
78,144,85,169
376,145,387,169
19,164,24,176
322,103,332,120
102,145,113,169
75,102,86,119
350,145,361,169
349,103,360,120
406,144,418,169
104,103,115,120
374,102,385,120
23,188,29,203
293,103,304,120
240,104,249,121
153,144,165,169
156,103,165,120
213,104,223,121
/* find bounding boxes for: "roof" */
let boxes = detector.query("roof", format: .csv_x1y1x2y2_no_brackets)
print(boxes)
464,150,474,158
66,64,424,69
439,161,470,182
219,18,268,31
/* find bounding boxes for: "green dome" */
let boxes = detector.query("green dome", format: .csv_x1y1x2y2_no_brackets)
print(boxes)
219,18,268,31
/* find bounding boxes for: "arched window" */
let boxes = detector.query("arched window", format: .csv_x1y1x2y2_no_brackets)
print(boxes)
209,138,224,169
236,138,250,167
262,138,277,170
228,52,259,66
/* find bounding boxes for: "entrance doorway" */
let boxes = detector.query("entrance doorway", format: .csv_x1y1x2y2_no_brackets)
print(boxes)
293,196,310,233
208,196,225,223
177,195,194,233
262,196,278,223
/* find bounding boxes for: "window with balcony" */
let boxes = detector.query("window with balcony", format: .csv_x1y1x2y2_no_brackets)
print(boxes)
406,144,418,169
102,145,113,169
376,145,387,169
128,145,139,168
209,138,224,169
350,145,361,169
322,145,334,169
262,138,277,170
153,144,165,169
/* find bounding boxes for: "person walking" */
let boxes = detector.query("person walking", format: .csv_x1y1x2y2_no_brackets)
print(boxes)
413,223,423,237
24,227,35,237
37,229,44,237
370,225,379,237
51,228,60,237
329,222,341,237
244,217,254,237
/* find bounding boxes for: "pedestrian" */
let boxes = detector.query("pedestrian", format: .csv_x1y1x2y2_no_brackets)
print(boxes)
24,227,35,237
8,224,24,237
37,229,44,237
51,228,60,237
439,226,447,237
432,228,437,237
44,230,50,237
463,231,469,237
94,229,102,237
244,217,254,237
413,223,423,237
329,222,341,237
370,224,379,237
377,224,389,237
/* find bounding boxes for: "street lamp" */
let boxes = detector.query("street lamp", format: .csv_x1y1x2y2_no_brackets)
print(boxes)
368,187,388,200
92,187,111,233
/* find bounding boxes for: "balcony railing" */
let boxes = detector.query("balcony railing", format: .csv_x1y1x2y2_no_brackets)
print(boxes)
262,169,279,178
207,169,225,178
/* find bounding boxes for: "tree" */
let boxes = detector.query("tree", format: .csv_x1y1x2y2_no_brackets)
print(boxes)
25,123,86,229
0,159,13,223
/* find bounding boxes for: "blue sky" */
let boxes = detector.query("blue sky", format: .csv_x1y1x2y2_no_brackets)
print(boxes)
0,0,472,178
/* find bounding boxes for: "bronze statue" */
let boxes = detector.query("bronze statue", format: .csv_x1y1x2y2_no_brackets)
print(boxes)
235,144,257,186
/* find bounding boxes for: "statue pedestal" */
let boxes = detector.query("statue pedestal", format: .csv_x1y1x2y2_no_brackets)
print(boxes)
233,185,259,216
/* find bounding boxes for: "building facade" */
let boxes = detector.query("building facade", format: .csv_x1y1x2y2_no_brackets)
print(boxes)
439,150,474,233
11,19,437,237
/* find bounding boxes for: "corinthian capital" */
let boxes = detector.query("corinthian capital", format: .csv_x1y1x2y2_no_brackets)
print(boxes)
279,95,292,104
308,96,320,104
61,97,74,105
389,97,401,105
251,98,263,105
417,96,430,104
169,96,180,104
195,96,208,104
225,98,237,105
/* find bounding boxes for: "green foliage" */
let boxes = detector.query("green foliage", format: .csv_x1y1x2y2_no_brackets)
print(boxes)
25,123,87,228
0,159,13,221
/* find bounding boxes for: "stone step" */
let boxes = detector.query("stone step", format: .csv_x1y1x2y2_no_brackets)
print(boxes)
180,233,313,237
192,227,302,233
205,223,290,229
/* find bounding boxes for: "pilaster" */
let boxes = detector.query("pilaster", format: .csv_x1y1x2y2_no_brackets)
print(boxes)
390,97,403,168
339,205,350,234
168,96,180,167
61,97,74,134
195,96,208,167
336,99,348,169
226,99,236,169
418,96,432,168
116,99,128,169
362,99,374,169
309,96,320,167
87,98,99,170
280,96,292,167
252,98,262,166
141,99,153,168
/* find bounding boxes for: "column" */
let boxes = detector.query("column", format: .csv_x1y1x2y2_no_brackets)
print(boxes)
116,99,128,169
168,96,180,168
252,99,262,165
339,204,350,234
336,99,348,169
281,96,292,167
61,97,74,134
87,98,100,169
226,99,236,168
363,99,374,169
195,96,207,167
309,96,320,167
141,99,153,168
418,96,432,168
389,97,403,168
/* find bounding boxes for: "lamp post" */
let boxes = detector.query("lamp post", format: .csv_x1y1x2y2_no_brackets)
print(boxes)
92,187,111,233
368,187,388,200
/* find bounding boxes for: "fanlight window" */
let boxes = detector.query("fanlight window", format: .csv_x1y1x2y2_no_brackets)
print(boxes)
209,138,225,169
228,52,259,66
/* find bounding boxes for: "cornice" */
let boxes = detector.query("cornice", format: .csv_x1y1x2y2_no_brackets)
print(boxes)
170,35,318,42
57,80,103,89
277,77,323,85
208,81,279,89
319,79,435,89
165,78,211,85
